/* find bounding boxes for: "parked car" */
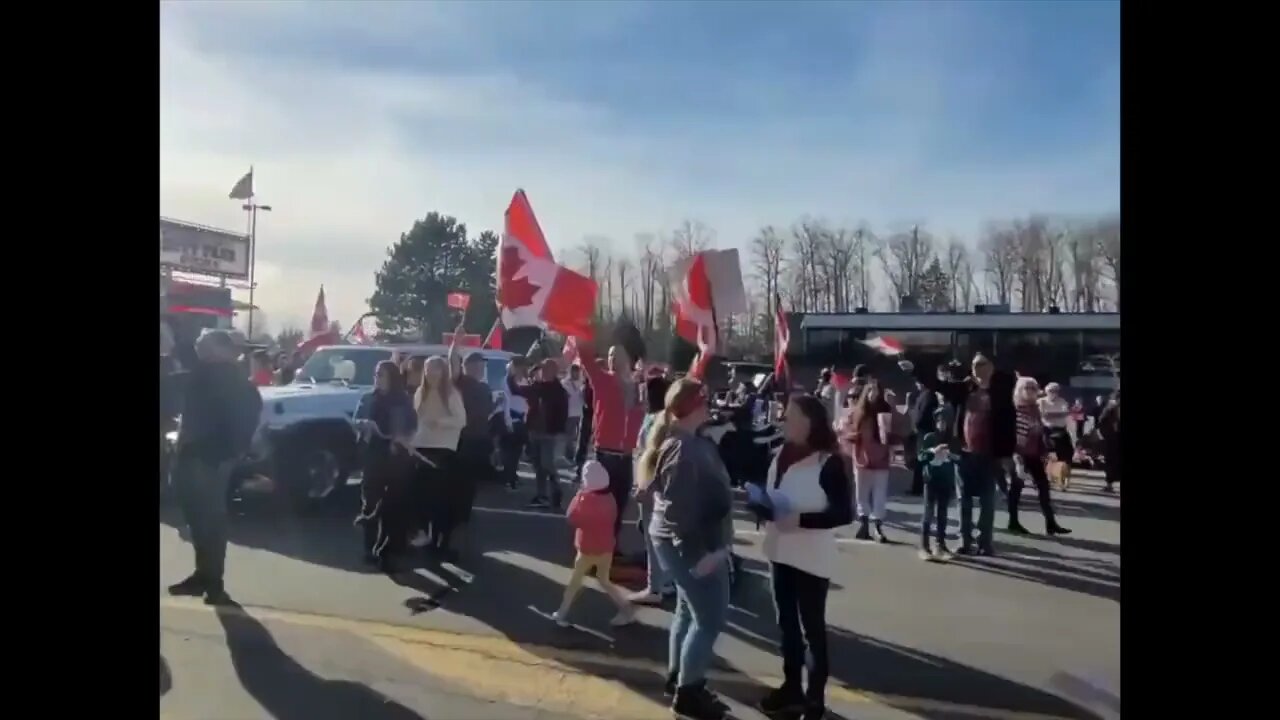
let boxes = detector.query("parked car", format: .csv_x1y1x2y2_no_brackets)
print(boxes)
233,343,512,511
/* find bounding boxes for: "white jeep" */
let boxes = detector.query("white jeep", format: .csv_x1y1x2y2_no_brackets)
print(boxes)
236,343,512,510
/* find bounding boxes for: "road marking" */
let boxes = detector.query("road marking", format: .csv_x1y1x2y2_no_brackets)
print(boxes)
161,596,1084,720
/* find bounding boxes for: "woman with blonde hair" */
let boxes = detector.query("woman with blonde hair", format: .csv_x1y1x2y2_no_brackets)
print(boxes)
409,355,467,559
647,377,734,720
1010,376,1070,536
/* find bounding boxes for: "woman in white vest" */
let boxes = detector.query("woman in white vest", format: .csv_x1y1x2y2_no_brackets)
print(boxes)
745,395,853,720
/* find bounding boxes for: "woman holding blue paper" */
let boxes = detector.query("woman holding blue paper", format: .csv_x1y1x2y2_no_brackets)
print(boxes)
747,395,853,720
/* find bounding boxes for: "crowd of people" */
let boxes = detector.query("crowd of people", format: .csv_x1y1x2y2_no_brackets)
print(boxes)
163,322,1120,720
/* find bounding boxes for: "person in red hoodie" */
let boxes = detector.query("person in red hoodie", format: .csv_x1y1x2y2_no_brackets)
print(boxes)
553,460,636,628
576,339,640,542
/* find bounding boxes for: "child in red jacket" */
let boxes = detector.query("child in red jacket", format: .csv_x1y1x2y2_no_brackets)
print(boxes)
553,460,636,628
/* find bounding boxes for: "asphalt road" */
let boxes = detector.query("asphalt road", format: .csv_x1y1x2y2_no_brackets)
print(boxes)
160,464,1120,720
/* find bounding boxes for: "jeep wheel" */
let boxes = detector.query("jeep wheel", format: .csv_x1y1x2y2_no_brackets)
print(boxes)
297,447,345,503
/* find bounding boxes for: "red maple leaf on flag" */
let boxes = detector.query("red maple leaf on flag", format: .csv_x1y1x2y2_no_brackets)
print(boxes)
498,246,541,309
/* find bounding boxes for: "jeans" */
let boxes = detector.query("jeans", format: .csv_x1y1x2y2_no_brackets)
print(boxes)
770,562,831,706
853,467,889,521
596,449,634,541
529,433,565,503
564,417,582,461
499,424,527,488
415,448,457,549
920,471,955,548
174,455,234,591
958,454,1000,550
654,539,730,687
637,505,671,593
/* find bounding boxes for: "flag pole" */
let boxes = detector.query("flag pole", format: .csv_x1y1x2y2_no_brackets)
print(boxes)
247,200,258,338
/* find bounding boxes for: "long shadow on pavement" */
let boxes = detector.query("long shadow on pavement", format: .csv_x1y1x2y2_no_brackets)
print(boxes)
421,509,1098,720
214,602,425,720
166,478,1099,719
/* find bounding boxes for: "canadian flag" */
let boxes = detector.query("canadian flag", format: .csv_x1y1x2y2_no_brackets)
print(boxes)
310,286,330,337
668,249,747,346
861,334,904,356
350,320,372,345
496,190,598,339
483,318,503,350
562,335,579,365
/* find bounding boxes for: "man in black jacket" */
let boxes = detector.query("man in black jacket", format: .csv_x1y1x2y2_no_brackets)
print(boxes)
903,354,1016,556
167,330,261,605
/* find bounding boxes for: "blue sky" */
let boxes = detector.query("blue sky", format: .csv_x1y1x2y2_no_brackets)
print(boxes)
160,0,1119,331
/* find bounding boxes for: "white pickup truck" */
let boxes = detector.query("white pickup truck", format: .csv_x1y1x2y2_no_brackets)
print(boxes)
235,343,512,510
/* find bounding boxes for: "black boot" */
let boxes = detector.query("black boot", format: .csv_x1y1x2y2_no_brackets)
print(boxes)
758,684,806,715
854,516,871,540
672,684,728,720
167,573,205,597
873,519,889,543
1007,502,1030,534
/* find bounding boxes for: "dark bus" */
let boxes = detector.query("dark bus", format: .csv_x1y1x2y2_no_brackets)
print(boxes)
796,311,1119,399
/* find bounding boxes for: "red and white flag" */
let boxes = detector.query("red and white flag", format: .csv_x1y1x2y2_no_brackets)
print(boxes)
668,249,747,347
562,335,580,365
350,320,372,345
483,318,503,350
496,190,598,339
309,286,330,337
447,292,471,310
861,334,904,356
773,294,790,384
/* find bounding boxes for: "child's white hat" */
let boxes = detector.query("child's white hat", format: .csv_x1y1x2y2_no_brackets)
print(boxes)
581,460,610,492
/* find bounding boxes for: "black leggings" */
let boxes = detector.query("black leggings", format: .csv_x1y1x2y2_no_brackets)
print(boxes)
359,449,413,558
771,563,830,706
414,448,457,549
596,449,633,542
1010,453,1058,528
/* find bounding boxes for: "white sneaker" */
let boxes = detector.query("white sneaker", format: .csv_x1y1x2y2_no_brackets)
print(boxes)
408,531,430,548
551,611,570,628
628,590,662,606
609,607,637,627
917,548,934,561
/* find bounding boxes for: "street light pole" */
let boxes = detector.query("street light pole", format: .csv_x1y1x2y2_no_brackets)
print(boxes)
242,202,273,338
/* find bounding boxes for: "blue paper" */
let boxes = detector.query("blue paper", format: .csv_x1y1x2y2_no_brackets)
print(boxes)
772,494,793,516
745,483,770,506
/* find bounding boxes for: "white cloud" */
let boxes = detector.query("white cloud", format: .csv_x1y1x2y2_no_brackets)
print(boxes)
160,2,1117,326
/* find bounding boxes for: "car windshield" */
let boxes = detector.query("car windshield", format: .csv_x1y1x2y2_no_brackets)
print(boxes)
294,348,390,386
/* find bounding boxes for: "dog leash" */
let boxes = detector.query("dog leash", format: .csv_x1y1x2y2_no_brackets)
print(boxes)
352,419,438,467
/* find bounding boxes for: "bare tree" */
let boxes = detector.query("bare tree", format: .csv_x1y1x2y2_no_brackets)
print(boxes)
1064,222,1103,311
980,223,1018,306
668,219,715,261
852,225,875,309
1095,215,1120,310
945,239,969,311
615,257,633,319
576,240,606,320
750,226,785,342
956,256,977,311
787,220,829,312
636,233,661,331
876,225,936,309
824,227,858,312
